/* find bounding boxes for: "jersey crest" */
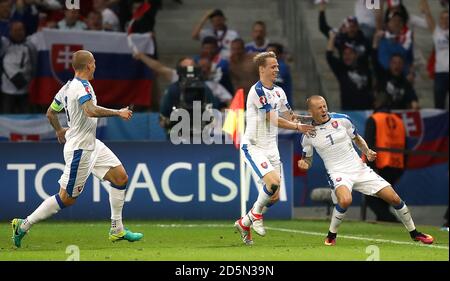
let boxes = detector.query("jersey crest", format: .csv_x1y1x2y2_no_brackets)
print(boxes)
332,121,339,129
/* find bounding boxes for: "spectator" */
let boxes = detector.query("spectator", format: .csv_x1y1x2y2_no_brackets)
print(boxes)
379,0,428,31
125,0,160,34
86,10,103,31
326,31,373,110
10,0,39,36
0,0,11,38
363,92,406,222
373,31,419,110
1,21,37,114
198,57,232,110
354,0,376,41
376,12,414,77
191,9,239,60
57,9,87,30
266,42,293,106
133,52,231,110
245,21,270,53
319,2,371,67
93,0,120,31
194,36,233,94
229,38,258,98
421,0,449,109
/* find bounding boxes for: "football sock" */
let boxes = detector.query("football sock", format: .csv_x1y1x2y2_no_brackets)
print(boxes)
109,184,126,234
393,201,416,232
20,194,65,232
329,204,347,234
253,185,272,214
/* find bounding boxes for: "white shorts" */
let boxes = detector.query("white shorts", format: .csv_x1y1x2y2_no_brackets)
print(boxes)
59,139,122,197
241,144,281,180
328,166,390,204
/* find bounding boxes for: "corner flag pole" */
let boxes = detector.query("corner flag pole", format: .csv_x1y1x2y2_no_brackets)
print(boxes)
239,108,246,217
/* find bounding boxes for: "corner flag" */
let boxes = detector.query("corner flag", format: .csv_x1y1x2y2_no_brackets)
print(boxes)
222,89,245,149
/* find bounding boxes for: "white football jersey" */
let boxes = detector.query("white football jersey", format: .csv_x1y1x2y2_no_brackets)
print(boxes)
242,81,291,148
52,78,98,151
301,113,366,173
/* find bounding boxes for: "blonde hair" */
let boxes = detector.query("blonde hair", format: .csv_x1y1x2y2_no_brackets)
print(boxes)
72,50,93,72
253,51,277,69
306,95,326,109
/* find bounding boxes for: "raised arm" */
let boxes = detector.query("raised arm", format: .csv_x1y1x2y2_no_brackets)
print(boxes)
134,52,175,82
82,100,132,120
318,2,332,38
420,0,436,32
192,10,213,40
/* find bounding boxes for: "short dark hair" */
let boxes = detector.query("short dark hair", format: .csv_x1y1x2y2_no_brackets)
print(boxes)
209,9,224,19
231,38,245,47
253,21,266,28
267,43,284,56
201,36,218,46
390,53,404,61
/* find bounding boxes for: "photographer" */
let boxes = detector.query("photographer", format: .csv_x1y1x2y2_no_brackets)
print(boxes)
159,59,218,136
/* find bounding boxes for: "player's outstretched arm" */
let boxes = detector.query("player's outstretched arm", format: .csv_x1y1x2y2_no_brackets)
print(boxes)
82,100,133,120
353,135,377,161
46,106,68,144
267,111,315,134
298,156,313,170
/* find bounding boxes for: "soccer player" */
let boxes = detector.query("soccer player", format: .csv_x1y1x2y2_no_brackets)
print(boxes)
234,51,315,245
297,95,434,246
11,50,143,248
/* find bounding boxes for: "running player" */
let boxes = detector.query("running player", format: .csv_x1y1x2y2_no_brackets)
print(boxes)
234,51,314,245
11,50,143,248
298,95,434,245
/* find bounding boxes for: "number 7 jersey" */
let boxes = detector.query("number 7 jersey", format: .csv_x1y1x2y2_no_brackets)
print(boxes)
50,78,98,151
301,113,366,173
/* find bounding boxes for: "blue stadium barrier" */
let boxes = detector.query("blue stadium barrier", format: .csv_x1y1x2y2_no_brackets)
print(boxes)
0,141,293,220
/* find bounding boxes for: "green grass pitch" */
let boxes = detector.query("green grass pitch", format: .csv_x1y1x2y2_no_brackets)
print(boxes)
0,220,448,261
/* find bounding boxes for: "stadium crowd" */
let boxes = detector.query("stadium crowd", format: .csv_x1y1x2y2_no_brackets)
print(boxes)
0,0,447,115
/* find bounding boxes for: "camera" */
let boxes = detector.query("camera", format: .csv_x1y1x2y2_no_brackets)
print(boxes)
176,65,207,109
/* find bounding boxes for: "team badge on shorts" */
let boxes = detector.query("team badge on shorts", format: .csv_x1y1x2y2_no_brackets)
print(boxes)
261,162,268,169
336,177,342,182
77,186,83,192
332,121,339,128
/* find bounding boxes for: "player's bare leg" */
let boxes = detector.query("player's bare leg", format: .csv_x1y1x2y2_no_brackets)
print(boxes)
325,185,352,246
103,165,143,242
376,186,434,244
12,188,74,248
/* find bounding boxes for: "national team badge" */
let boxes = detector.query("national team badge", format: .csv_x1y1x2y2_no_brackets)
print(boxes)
275,91,280,97
336,177,342,182
261,162,268,169
332,121,339,129
259,96,267,105
51,44,83,84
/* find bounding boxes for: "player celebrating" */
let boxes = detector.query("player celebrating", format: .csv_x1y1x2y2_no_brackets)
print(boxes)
234,51,314,245
298,95,434,246
11,50,143,248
